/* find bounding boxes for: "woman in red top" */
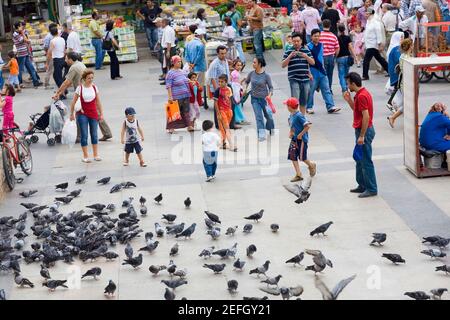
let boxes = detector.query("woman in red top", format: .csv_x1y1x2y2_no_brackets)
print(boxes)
69,69,105,163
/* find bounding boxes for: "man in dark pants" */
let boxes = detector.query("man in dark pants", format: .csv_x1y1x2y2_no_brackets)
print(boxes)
46,26,66,99
343,72,378,198
136,0,162,55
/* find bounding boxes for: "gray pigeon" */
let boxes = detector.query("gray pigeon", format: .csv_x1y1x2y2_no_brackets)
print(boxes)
260,285,304,300
55,182,69,191
370,233,387,246
139,196,146,206
104,280,116,296
103,252,119,260
270,224,279,232
420,248,447,259
162,214,177,224
154,193,163,204
125,243,133,259
283,178,312,203
14,272,34,288
206,227,221,240
203,263,226,274
173,269,187,279
20,202,38,209
86,203,106,211
0,289,6,300
184,197,191,208
155,222,165,237
138,241,159,254
166,223,185,236
68,189,82,198
164,288,176,300
310,221,333,236
404,291,431,300
149,265,167,276
97,177,111,185
233,258,246,271
212,248,231,259
170,243,179,256
382,253,406,264
243,224,253,233
110,184,123,194
175,223,197,239
42,280,68,291
106,204,116,212
305,249,333,273
225,226,238,236
244,209,264,222
249,260,270,277
227,280,239,293
246,244,257,258
205,211,221,224
140,205,148,215
435,265,450,275
161,279,188,290
199,246,215,259
82,267,102,280
261,275,282,288
315,274,357,300
76,175,87,184
40,264,51,279
285,252,304,266
19,190,38,198
122,254,143,269
433,238,450,249
167,260,177,276
204,218,215,230
430,288,448,300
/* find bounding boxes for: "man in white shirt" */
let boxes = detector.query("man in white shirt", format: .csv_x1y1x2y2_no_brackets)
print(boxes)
362,7,388,80
46,27,66,97
43,23,57,89
161,18,177,84
347,0,364,9
382,3,398,45
399,5,429,47
66,25,82,54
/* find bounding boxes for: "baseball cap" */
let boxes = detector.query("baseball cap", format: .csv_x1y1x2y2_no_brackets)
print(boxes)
415,5,426,12
283,97,299,108
194,28,205,35
125,107,136,115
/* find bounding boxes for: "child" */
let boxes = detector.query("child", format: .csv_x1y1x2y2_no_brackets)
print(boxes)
347,7,358,32
350,24,364,67
284,34,294,52
0,84,16,134
202,120,221,182
120,107,147,167
230,59,250,126
214,74,237,151
188,72,203,128
3,52,21,92
284,97,316,182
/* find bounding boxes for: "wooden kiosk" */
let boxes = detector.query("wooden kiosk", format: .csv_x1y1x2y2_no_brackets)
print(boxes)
403,56,450,178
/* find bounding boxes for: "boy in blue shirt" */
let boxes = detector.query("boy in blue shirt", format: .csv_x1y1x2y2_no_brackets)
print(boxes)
285,97,317,182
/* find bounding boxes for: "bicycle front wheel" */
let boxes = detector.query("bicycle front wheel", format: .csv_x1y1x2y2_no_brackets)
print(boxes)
2,147,16,190
18,140,33,176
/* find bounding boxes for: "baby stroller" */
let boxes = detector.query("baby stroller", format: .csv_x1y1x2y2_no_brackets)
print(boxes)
25,101,66,146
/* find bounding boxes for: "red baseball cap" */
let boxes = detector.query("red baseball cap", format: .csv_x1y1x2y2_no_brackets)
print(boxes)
283,97,299,108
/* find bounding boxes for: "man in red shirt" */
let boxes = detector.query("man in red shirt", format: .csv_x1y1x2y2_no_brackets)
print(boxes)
343,72,378,198
320,19,340,92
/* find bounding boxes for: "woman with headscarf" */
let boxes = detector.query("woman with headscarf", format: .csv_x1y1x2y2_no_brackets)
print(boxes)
385,31,404,111
419,102,450,152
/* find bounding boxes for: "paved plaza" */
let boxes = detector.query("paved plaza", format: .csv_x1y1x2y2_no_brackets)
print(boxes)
1,50,449,300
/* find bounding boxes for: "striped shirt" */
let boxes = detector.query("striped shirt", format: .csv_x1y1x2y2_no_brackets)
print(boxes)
166,69,191,100
283,46,313,82
13,32,29,57
319,31,340,56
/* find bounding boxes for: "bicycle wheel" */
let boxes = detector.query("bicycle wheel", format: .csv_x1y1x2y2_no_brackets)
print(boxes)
418,69,433,83
2,147,16,190
18,140,33,175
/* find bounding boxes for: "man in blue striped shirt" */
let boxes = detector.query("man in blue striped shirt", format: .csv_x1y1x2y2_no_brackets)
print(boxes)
282,32,315,114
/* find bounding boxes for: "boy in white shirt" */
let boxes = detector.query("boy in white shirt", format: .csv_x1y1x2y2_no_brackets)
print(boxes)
202,120,221,182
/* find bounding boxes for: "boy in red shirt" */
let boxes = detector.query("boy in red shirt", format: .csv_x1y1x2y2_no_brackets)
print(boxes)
214,74,237,151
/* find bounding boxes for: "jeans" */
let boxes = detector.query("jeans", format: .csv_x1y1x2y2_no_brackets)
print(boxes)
362,48,388,78
53,57,65,89
91,39,105,70
306,34,311,44
107,50,121,79
251,96,275,139
337,56,350,92
77,114,99,147
17,55,39,86
323,55,335,91
253,29,264,59
145,26,159,51
307,71,335,111
203,151,218,177
355,126,377,193
0,70,3,89
235,41,246,64
289,79,310,107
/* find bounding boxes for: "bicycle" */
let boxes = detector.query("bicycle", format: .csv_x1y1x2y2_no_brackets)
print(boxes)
1,126,33,191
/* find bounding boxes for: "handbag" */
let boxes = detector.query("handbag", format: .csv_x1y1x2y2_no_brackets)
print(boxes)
165,100,182,123
347,56,355,67
353,144,363,161
102,31,113,51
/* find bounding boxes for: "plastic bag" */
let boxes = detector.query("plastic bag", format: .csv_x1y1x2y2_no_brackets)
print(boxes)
61,120,77,147
49,101,67,133
165,100,182,123
266,96,276,114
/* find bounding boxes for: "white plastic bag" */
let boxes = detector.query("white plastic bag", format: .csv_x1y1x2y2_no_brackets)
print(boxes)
61,120,77,147
49,101,67,133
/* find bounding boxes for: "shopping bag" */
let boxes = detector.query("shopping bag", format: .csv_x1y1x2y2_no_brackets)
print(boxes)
353,144,363,161
266,96,276,114
49,101,67,134
165,100,182,123
61,119,77,147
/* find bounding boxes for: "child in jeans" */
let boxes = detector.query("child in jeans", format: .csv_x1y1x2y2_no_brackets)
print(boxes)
188,72,203,128
2,52,21,92
214,74,237,151
120,107,147,167
284,97,316,182
202,120,221,182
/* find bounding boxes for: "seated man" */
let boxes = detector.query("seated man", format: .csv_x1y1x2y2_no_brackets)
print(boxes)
419,102,450,153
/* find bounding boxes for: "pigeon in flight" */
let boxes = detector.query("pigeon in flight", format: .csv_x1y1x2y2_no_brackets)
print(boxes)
370,233,387,246
244,209,264,222
97,177,111,185
285,252,304,267
305,249,333,273
260,285,304,300
104,280,116,296
283,177,312,204
310,221,333,236
404,291,431,300
382,253,406,264
154,193,163,204
314,274,357,300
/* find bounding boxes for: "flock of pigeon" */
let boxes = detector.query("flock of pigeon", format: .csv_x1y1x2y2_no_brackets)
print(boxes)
0,174,449,300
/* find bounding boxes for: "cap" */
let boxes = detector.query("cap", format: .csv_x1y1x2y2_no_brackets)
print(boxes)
280,7,288,13
171,55,182,65
283,97,299,108
125,107,136,115
194,28,205,35
415,5,426,12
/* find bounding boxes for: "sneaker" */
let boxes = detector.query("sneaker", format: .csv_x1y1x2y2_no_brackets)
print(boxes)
358,191,377,198
362,76,370,81
211,175,216,180
99,135,112,141
140,162,147,167
206,176,213,182
306,109,315,115
309,162,317,177
82,158,91,163
94,157,102,161
328,107,341,114
290,175,304,182
350,186,365,193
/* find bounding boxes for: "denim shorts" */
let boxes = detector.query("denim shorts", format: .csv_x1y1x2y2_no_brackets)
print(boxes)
125,142,143,154
8,75,19,86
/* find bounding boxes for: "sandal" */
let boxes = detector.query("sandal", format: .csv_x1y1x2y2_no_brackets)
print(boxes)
94,157,102,161
140,162,147,167
82,158,91,163
220,143,227,149
387,116,394,129
123,162,129,166
230,147,238,152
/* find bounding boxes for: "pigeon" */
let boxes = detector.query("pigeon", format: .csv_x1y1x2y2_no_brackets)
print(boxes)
106,204,116,212
86,203,106,211
139,196,146,206
55,196,74,205
140,205,148,216
203,264,226,274
31,242,41,251
0,289,5,300
139,241,159,254
125,243,133,259
145,232,154,242
109,184,122,194
310,221,333,236
164,288,176,300
370,233,387,246
19,190,38,198
29,205,47,213
173,269,187,279
404,291,431,300
305,249,333,273
154,193,163,204
435,265,450,275
260,285,304,300
204,218,215,230
166,223,185,236
167,260,177,276
270,224,279,232
212,248,232,259
233,258,246,271
315,274,357,300
155,223,165,237
205,211,221,224
122,197,133,207
76,175,87,184
121,181,136,188
161,279,188,290
97,177,111,185
20,203,38,210
206,227,221,240
434,238,450,249
170,243,179,256
227,243,238,259
175,223,196,239
421,248,447,259
42,280,68,291
68,189,82,198
422,235,444,244
227,280,239,293
40,264,51,279
103,252,119,261
246,244,257,258
243,224,253,233
244,209,264,222
149,265,167,276
249,260,270,277
14,272,34,288
261,275,282,288
184,197,191,208
104,280,116,296
226,226,238,236
382,253,406,264
284,178,312,203
55,182,69,191
430,288,448,300
243,296,269,300
199,246,215,259
122,254,143,269
82,267,102,280
286,252,304,267
162,214,177,224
